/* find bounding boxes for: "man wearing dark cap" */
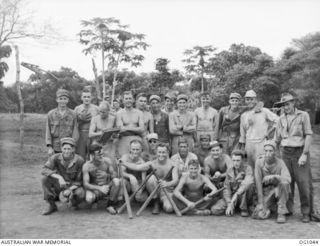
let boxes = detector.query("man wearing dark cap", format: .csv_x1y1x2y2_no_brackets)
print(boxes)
215,92,243,155
253,140,291,223
162,92,176,114
194,92,218,143
82,143,120,214
41,137,85,215
169,94,197,154
46,89,79,155
275,93,319,222
193,134,211,169
150,95,171,148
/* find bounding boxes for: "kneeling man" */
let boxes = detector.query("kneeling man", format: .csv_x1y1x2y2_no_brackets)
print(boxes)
41,138,85,215
82,143,120,214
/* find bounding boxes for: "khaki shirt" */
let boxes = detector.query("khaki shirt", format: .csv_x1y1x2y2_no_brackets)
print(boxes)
74,104,99,131
171,152,198,175
45,108,79,152
169,110,196,136
275,109,313,147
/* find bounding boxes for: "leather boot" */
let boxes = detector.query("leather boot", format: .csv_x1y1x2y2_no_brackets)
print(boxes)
42,199,57,216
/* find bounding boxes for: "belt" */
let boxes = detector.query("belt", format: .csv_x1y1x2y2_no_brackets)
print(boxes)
282,146,303,149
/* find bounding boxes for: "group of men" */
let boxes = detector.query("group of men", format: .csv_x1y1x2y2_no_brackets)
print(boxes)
41,87,319,224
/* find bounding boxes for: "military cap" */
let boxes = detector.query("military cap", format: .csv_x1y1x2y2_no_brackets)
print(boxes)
229,92,241,100
177,94,188,102
60,137,75,147
244,90,257,98
209,141,223,149
274,93,295,107
264,140,277,150
56,89,70,98
146,133,159,141
149,95,161,103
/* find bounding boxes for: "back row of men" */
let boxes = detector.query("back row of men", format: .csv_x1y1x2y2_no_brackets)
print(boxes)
42,88,319,223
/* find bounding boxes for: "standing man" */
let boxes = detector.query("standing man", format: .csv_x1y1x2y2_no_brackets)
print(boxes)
162,92,176,114
274,93,319,222
116,91,144,157
254,140,291,224
82,143,120,214
46,89,79,155
150,95,171,148
41,138,85,215
215,92,242,155
239,90,278,170
169,94,197,155
74,89,99,160
193,134,211,169
194,92,218,142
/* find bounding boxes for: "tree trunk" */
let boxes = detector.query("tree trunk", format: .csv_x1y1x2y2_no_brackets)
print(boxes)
91,58,101,102
14,45,24,151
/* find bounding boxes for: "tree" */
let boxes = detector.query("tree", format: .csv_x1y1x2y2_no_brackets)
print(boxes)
79,17,149,101
182,45,216,93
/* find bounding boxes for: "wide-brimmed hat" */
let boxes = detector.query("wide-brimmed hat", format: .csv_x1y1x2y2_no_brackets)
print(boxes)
274,93,295,107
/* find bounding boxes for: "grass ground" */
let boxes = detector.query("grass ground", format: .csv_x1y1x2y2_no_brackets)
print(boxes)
0,113,319,239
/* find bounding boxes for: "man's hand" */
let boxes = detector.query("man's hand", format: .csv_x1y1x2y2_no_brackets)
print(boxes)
58,177,67,189
235,172,245,182
100,185,110,195
298,153,307,166
231,193,238,205
256,203,265,211
48,146,54,156
63,189,71,197
213,171,221,179
262,175,278,185
186,201,196,210
226,203,234,216
159,180,169,189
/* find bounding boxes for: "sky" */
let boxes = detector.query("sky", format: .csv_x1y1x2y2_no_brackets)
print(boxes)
2,0,320,86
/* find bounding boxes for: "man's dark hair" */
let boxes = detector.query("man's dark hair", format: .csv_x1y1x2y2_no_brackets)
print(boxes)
89,143,103,154
231,149,245,159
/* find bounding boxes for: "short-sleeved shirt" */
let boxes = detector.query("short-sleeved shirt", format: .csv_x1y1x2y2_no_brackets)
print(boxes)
275,109,313,147
41,153,84,186
171,152,198,175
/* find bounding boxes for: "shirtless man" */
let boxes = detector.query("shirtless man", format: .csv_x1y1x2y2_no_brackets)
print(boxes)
120,139,148,202
169,94,197,155
82,143,120,214
121,144,179,214
74,89,99,160
141,133,159,162
162,92,176,114
89,101,117,158
116,91,144,156
173,159,218,215
193,134,211,170
194,92,218,143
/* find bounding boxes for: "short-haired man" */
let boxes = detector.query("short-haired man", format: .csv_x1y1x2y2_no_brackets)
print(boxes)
274,93,320,222
193,134,211,170
215,92,242,155
120,139,148,202
142,133,159,162
173,159,218,215
150,95,171,148
194,92,218,142
169,94,197,155
41,138,85,215
239,90,278,170
204,141,233,189
254,140,291,223
74,89,99,160
121,144,179,214
46,89,79,155
162,92,176,114
116,91,144,157
82,143,120,214
222,150,254,217
171,137,198,177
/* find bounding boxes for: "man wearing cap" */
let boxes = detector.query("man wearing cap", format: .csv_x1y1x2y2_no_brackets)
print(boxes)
239,90,278,170
169,94,197,155
204,141,233,189
116,91,144,157
74,89,99,160
46,89,79,155
194,92,218,143
82,143,120,214
193,134,211,170
171,137,198,177
253,140,291,223
41,137,85,215
142,133,159,162
112,99,121,114
215,92,243,155
216,150,254,217
274,93,319,222
150,95,171,148
162,92,176,114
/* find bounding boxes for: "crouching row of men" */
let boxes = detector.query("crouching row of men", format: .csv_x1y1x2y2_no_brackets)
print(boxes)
41,135,293,224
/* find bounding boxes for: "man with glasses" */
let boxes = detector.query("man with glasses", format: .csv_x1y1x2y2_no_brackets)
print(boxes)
142,133,159,162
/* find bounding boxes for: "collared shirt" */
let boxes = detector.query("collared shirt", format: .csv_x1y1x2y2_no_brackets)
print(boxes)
41,153,84,186
171,152,198,175
275,109,313,147
240,108,278,143
45,107,79,152
223,164,254,203
169,110,196,136
74,104,99,131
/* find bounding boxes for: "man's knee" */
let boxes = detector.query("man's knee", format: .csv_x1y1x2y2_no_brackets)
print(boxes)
74,187,85,200
112,178,120,187
85,191,96,204
163,202,173,213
